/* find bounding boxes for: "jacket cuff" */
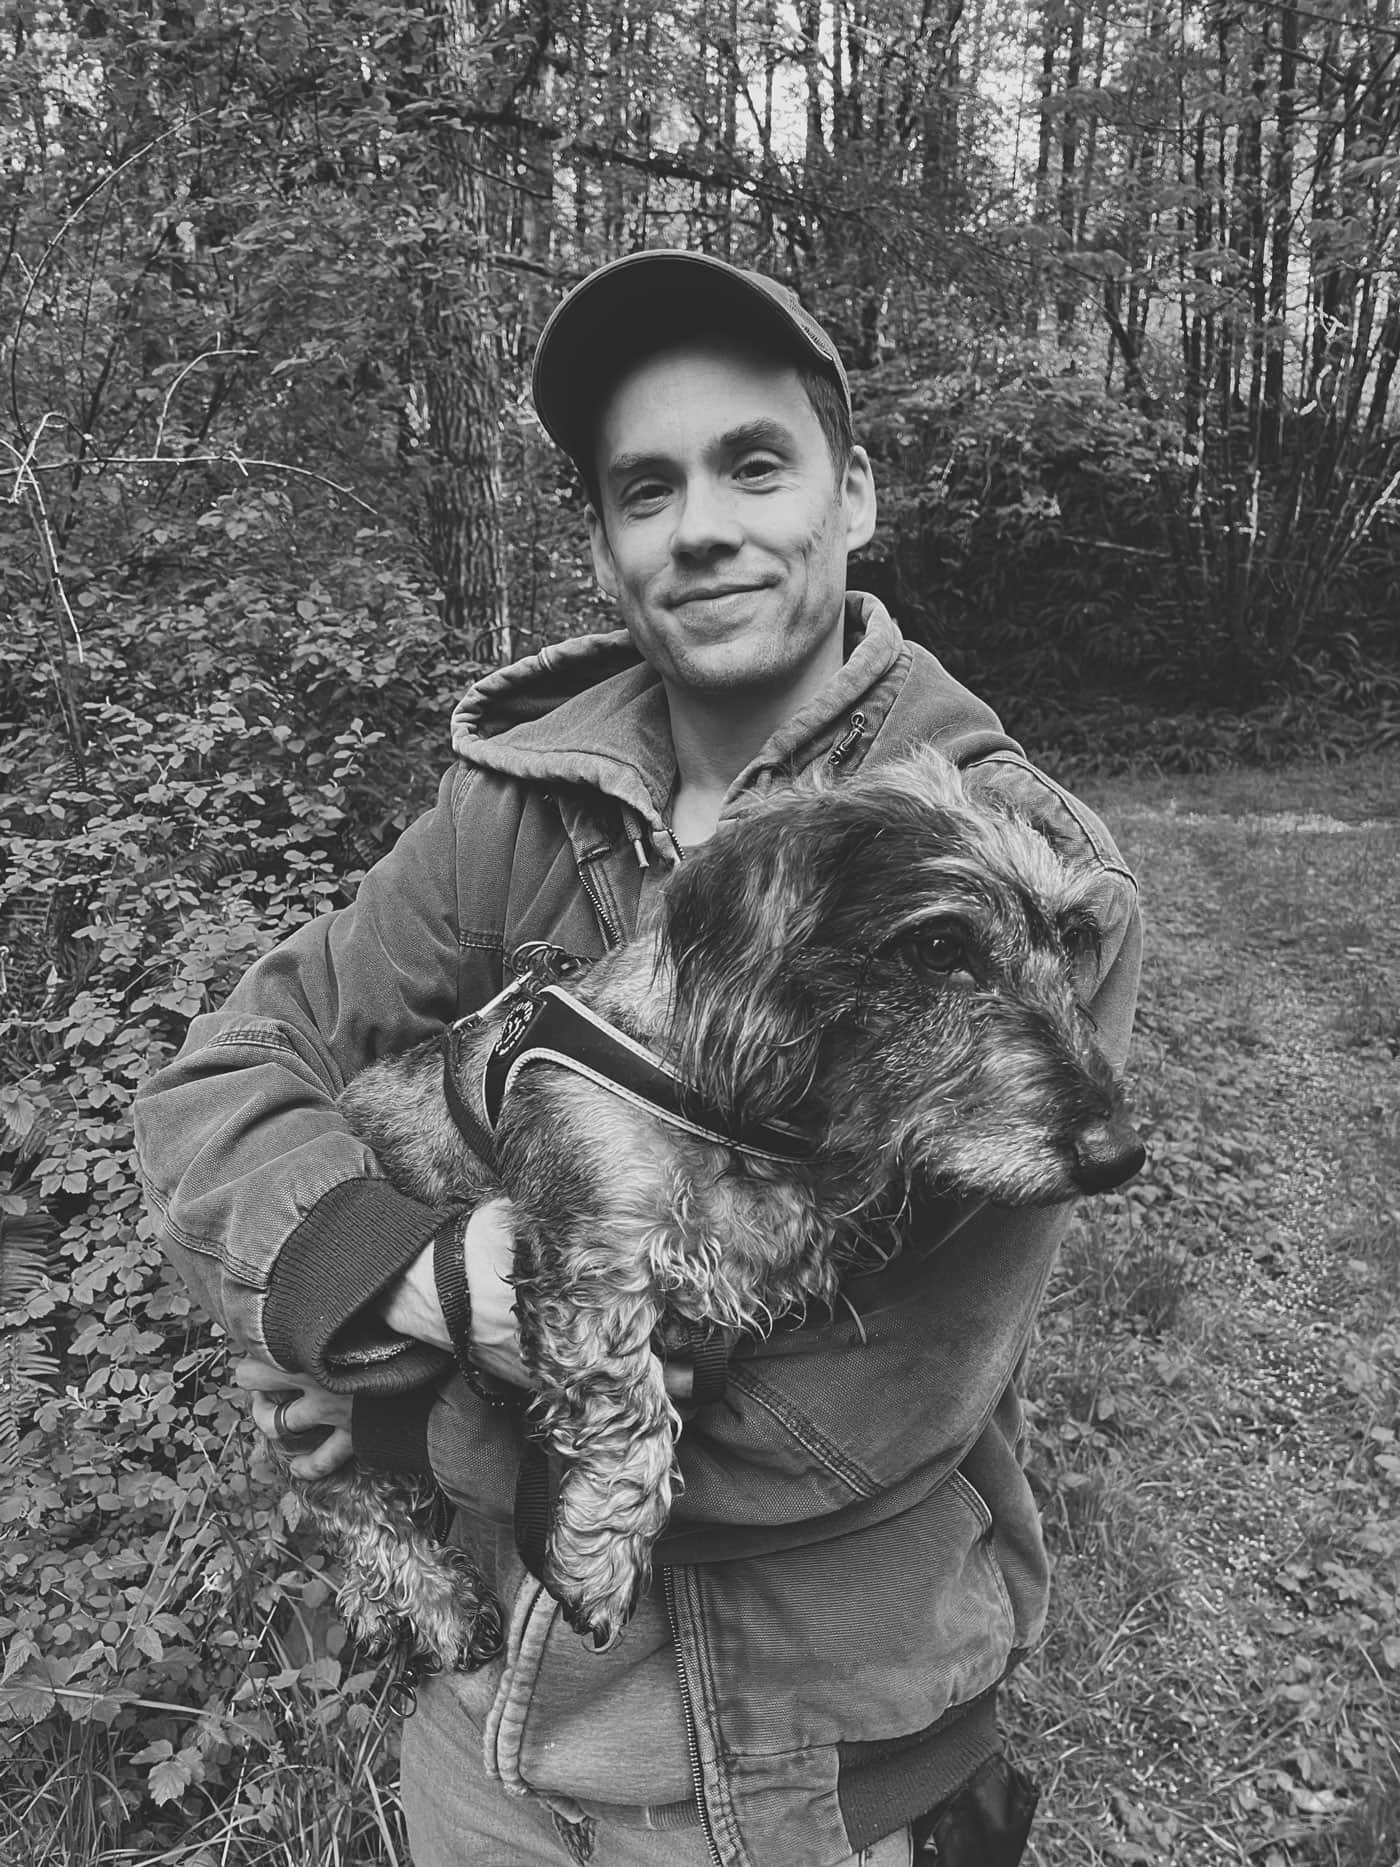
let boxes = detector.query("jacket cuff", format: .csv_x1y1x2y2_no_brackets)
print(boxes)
352,1387,436,1477
265,1178,453,1392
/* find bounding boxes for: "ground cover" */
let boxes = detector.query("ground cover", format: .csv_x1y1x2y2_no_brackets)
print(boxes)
4,748,1397,1866
1009,748,1400,1866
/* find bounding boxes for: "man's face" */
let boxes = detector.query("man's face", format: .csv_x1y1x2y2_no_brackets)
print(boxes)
584,338,877,708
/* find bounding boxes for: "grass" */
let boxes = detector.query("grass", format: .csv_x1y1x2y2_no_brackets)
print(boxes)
5,747,1399,1866
1009,748,1400,1866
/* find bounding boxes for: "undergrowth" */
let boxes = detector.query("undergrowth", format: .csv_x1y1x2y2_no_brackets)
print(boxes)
3,566,1397,1864
1010,775,1400,1865
1,551,453,1864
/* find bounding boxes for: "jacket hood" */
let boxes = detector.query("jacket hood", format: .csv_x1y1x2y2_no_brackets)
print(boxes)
450,631,646,742
448,594,1018,860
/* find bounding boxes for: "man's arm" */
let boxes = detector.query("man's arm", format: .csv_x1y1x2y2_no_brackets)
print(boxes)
133,765,489,1391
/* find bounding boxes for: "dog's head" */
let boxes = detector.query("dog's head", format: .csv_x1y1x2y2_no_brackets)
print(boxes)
659,746,1143,1206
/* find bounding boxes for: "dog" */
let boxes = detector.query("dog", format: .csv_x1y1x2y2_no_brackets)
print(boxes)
290,745,1144,1668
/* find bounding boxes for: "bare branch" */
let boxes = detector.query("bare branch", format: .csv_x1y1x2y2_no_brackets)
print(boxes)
14,447,380,517
153,345,258,457
8,110,218,447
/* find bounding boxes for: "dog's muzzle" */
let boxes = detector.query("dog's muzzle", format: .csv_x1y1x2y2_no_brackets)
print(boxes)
1070,1116,1146,1194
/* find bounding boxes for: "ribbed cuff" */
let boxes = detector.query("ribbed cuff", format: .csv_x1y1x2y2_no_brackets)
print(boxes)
837,1685,1002,1849
265,1177,454,1392
351,1387,436,1477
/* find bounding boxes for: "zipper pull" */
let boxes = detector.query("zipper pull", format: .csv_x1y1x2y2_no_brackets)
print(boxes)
828,711,867,768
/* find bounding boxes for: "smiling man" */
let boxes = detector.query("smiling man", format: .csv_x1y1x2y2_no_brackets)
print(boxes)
135,250,1143,1867
582,329,876,846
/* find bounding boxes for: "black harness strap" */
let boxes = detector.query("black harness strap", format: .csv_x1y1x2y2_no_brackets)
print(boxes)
441,1026,499,1174
482,986,810,1163
513,1441,556,1584
687,1326,732,1409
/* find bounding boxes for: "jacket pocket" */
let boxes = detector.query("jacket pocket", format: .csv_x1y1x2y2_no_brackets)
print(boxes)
947,1468,1015,1643
678,1463,1019,1768
482,1565,695,1808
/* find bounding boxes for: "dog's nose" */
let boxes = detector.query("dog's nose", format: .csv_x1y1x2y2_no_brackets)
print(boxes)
1071,1118,1146,1193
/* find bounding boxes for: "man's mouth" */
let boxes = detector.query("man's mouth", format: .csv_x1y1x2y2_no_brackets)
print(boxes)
670,584,766,607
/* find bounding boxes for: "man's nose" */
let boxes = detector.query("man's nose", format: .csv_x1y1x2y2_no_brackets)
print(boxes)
670,479,742,557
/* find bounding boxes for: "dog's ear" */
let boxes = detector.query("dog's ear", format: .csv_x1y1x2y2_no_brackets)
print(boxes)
658,801,838,1132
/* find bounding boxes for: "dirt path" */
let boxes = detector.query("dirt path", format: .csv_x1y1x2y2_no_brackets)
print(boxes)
1012,768,1400,1867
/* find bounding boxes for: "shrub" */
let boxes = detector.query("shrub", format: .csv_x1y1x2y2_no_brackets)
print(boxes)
0,555,458,1858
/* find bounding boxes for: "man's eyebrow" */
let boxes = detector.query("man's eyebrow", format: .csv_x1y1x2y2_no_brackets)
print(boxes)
714,417,797,455
605,418,798,487
605,449,670,487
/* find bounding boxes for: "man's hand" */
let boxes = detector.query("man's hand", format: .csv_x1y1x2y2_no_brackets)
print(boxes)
234,1202,695,1472
235,1359,354,1479
379,1198,529,1385
459,1199,531,1385
444,1202,695,1398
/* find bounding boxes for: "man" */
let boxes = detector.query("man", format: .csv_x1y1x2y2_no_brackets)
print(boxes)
134,249,1142,1866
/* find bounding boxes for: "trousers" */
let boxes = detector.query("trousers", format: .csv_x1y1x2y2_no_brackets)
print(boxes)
399,1664,914,1867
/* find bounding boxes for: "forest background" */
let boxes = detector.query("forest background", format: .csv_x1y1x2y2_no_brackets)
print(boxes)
2,0,1399,1860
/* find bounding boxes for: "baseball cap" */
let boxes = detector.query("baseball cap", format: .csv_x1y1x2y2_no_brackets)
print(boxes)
531,248,853,469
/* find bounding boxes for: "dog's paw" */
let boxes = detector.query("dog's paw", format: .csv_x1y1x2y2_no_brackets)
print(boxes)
559,1588,634,1654
548,1537,647,1653
461,1589,506,1670
335,1579,408,1658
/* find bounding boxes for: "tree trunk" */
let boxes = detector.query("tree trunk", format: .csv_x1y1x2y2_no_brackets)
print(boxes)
1055,0,1083,339
420,0,510,661
1263,0,1297,462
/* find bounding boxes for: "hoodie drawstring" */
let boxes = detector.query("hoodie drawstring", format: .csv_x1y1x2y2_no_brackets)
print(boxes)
620,804,651,868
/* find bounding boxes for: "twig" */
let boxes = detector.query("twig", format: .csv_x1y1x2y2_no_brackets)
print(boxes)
8,111,216,443
153,342,256,457
0,428,86,666
16,446,380,517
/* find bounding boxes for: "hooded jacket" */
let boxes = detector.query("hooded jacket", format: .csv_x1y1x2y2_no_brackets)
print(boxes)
134,596,1142,1867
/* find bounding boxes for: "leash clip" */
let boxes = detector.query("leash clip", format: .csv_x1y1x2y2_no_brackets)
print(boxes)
509,941,587,987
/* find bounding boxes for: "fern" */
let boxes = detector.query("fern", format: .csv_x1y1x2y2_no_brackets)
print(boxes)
0,1212,60,1477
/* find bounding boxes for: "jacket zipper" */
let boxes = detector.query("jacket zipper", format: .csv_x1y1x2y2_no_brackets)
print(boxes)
578,856,624,950
828,710,867,767
662,1567,723,1867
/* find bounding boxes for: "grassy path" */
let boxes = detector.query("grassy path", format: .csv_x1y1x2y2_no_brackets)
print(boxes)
1007,751,1400,1867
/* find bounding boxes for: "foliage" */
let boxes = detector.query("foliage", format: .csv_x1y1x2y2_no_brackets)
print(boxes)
856,346,1177,684
857,342,1400,713
5,0,1400,1852
9,0,1400,708
0,528,456,1858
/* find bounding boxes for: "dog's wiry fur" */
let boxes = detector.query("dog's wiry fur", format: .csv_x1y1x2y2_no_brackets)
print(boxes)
291,746,1143,1665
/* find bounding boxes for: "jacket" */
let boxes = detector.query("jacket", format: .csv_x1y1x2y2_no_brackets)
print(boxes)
133,595,1142,1866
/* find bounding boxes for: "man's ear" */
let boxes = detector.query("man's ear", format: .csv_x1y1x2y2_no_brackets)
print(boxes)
842,446,877,554
585,503,619,600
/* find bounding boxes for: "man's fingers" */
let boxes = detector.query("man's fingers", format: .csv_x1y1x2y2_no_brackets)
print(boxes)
233,1356,294,1393
237,1362,352,1446
286,1426,354,1479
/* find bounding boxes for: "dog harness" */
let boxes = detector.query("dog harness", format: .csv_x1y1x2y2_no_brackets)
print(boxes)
439,947,810,1170
484,986,811,1161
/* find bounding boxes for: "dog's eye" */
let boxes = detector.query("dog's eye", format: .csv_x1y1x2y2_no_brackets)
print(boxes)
910,932,969,976
1058,915,1102,985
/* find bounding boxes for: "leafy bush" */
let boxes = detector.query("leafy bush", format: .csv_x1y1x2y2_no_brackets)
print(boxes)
1016,638,1400,781
854,342,1400,724
0,549,458,1859
856,353,1181,691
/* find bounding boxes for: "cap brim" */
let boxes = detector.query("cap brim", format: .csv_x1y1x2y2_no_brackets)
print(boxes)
532,250,847,468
